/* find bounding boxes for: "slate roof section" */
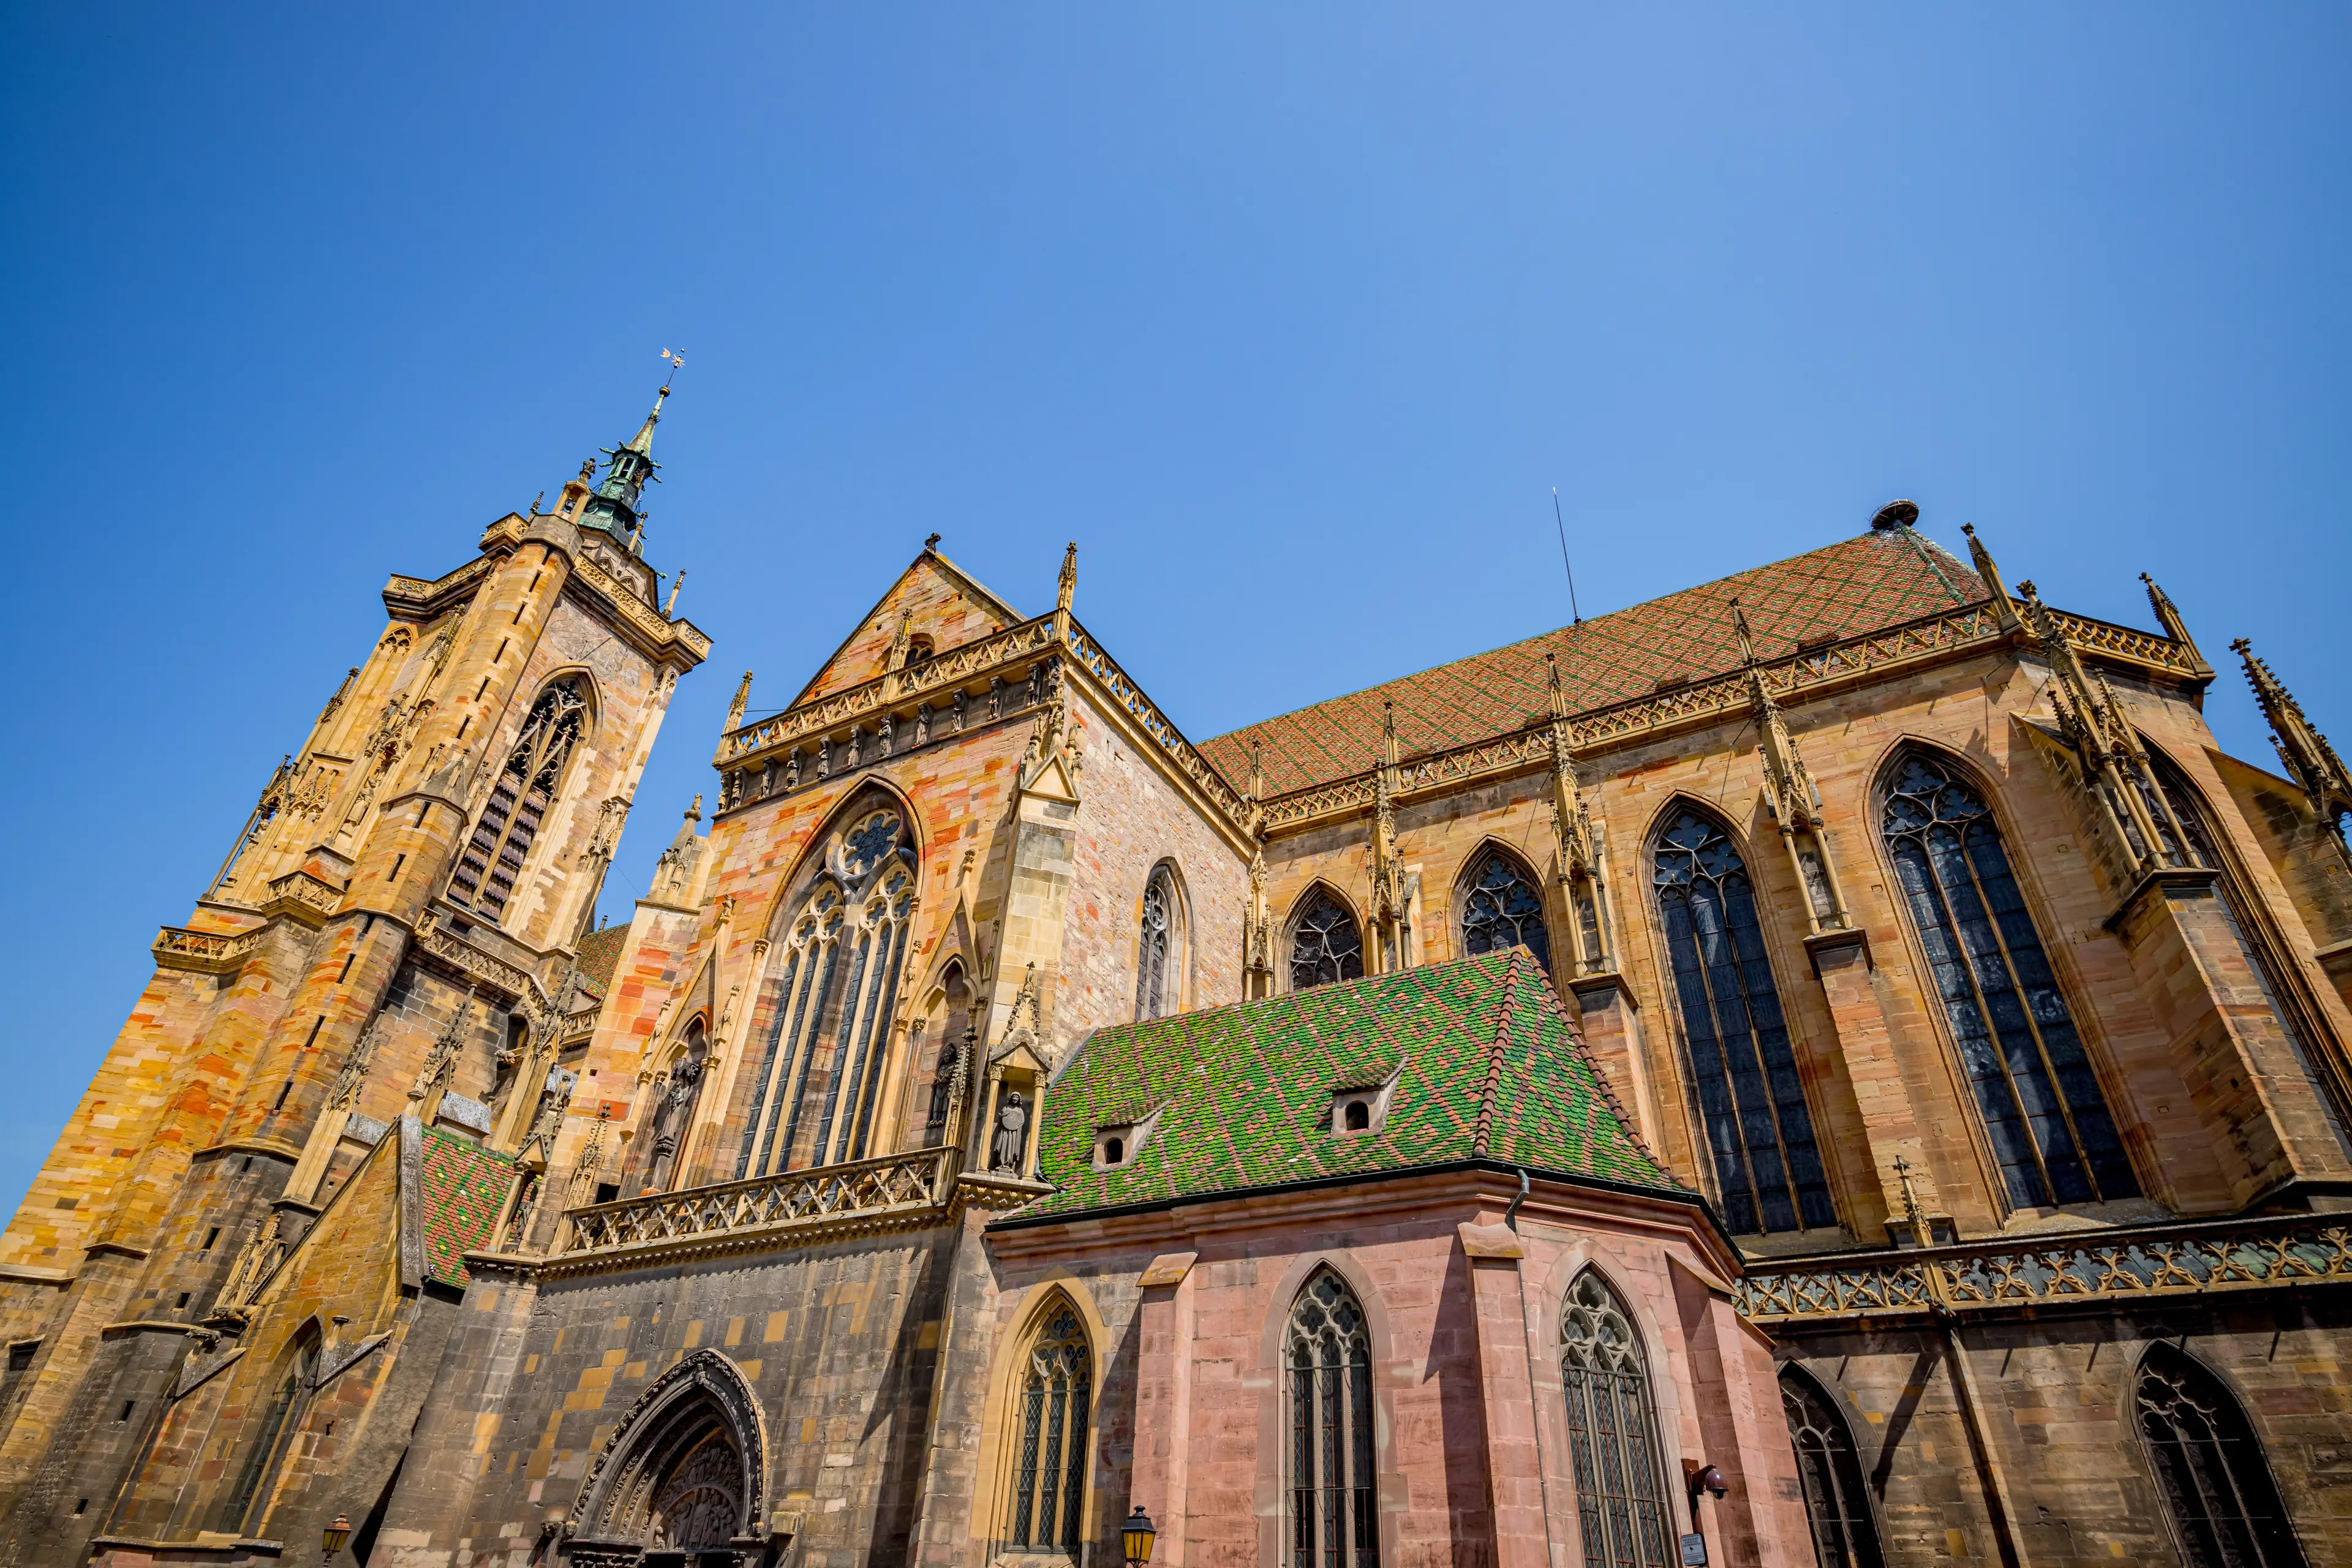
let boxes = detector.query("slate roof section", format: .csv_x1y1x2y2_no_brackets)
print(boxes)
1015,949,1683,1222
415,1123,514,1287
1202,527,1985,799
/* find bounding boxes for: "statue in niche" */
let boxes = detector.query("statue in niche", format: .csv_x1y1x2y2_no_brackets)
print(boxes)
991,1091,1030,1175
952,690,967,731
914,704,931,746
846,727,863,768
643,1049,706,1193
816,739,832,780
878,713,894,757
785,748,802,789
988,677,1005,720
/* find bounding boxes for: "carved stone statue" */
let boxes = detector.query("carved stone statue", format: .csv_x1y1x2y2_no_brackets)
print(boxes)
990,1091,1030,1175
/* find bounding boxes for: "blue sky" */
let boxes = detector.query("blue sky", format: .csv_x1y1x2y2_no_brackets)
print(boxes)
2,4,2345,1202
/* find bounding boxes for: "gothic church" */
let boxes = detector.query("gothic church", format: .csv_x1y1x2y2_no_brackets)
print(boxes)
3,388,2349,1568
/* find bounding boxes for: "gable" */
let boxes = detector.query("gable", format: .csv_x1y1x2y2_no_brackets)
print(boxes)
791,549,1027,708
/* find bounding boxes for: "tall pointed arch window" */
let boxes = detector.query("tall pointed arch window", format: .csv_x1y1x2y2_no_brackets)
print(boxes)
736,807,917,1177
1651,809,1834,1235
1460,848,1551,973
1781,1365,1883,1568
1881,753,2138,1208
2136,1344,2305,1568
218,1330,320,1533
1287,1270,1376,1568
1561,1270,1672,1568
1136,865,1180,1021
450,676,589,921
1008,1302,1091,1556
1290,891,1365,992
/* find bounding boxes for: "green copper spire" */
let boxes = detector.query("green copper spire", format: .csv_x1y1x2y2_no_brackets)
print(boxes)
578,378,671,551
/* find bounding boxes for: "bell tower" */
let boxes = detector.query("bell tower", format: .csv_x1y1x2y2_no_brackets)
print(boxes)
0,384,710,1559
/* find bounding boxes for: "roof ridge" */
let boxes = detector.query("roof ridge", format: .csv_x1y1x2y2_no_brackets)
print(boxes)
1469,949,1523,1156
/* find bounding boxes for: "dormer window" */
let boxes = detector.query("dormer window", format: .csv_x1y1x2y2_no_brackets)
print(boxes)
1093,1110,1158,1170
1330,1082,1393,1137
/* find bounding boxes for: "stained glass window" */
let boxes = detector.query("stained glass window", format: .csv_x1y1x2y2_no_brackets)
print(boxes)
1010,1305,1091,1555
1881,753,2137,1208
1291,892,1365,992
1561,1270,1671,1568
1782,1366,1883,1568
1288,1270,1377,1568
1136,867,1177,1021
449,677,588,921
1460,850,1551,973
2137,1345,2305,1568
1651,809,1834,1234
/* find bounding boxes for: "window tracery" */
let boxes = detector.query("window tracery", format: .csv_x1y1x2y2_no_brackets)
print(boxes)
1560,1270,1671,1568
2136,1345,2304,1568
1781,1365,1883,1568
449,677,589,922
1008,1303,1091,1555
1289,891,1364,992
1460,848,1551,972
1651,808,1833,1234
736,808,918,1177
1136,866,1178,1021
1880,753,2137,1208
1287,1270,1376,1568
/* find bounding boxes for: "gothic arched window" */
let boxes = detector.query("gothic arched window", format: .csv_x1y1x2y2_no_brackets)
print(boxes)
1290,890,1365,992
1561,1270,1671,1568
1009,1303,1091,1554
735,807,917,1177
219,1331,320,1533
1460,848,1551,972
1287,1270,1376,1568
1136,866,1179,1021
1781,1365,1883,1568
450,676,589,921
1880,753,2138,1208
1651,808,1834,1235
2136,1344,2305,1568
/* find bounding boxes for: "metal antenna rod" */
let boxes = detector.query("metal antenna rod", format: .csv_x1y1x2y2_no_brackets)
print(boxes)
1551,487,1583,624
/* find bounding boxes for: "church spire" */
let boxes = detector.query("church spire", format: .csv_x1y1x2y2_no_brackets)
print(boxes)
579,378,672,551
2233,638,2352,836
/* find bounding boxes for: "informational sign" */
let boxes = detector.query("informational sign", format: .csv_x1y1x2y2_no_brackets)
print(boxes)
1679,1533,1708,1567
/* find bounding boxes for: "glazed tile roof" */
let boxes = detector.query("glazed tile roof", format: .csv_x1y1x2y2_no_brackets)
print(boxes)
571,924,631,999
416,1123,513,1287
1202,527,1985,798
1017,949,1682,1221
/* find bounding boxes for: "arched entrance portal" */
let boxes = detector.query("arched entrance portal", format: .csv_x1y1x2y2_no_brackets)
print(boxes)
562,1351,771,1567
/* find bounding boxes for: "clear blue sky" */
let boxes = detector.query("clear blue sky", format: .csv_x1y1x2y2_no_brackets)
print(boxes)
2,5,2345,1203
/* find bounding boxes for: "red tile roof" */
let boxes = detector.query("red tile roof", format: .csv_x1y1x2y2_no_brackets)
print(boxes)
571,924,631,998
1201,528,1985,798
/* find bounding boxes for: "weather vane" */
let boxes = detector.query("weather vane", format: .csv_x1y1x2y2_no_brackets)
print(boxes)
660,347,685,393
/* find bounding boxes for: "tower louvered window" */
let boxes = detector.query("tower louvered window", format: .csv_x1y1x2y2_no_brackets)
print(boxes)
450,678,589,921
1136,867,1177,1021
1651,809,1834,1235
736,809,916,1177
1561,1270,1672,1568
1008,1303,1091,1556
2137,1345,2305,1568
1290,891,1364,992
1287,1270,1376,1568
1460,849,1551,973
1880,753,2138,1209
1782,1366,1883,1568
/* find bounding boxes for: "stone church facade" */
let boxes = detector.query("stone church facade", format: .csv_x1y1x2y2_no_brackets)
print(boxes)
1,391,2348,1568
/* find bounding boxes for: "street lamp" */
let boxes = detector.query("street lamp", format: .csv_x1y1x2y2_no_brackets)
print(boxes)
1121,1506,1158,1567
321,1513,353,1561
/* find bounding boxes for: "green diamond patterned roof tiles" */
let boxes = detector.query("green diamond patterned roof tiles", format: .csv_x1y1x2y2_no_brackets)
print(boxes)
1202,527,1984,799
417,1123,514,1287
1013,948,1685,1223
